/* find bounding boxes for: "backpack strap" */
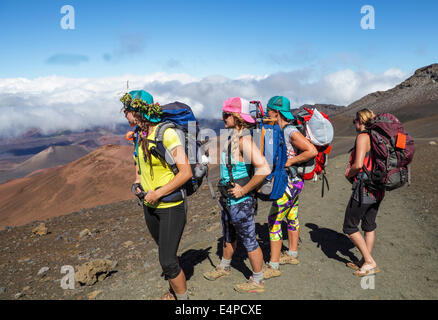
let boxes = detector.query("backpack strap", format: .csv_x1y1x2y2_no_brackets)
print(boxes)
321,169,329,198
226,136,235,184
151,122,179,175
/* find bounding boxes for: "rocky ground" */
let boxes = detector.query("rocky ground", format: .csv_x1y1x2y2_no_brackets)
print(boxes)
0,139,437,300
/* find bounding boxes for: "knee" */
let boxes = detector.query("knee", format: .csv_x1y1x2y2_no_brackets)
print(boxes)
160,261,181,280
343,225,358,236
244,236,259,252
287,219,299,231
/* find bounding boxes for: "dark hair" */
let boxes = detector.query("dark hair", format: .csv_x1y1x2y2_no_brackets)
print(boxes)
134,112,155,171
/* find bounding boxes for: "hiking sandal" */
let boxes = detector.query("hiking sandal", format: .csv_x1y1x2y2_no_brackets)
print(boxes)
353,264,380,277
346,258,364,271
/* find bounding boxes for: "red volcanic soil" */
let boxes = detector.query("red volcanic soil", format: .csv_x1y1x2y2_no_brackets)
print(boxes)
0,145,135,229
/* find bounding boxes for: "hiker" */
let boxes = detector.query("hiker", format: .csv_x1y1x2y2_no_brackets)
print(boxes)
121,90,192,300
343,108,384,277
263,96,317,279
203,97,270,293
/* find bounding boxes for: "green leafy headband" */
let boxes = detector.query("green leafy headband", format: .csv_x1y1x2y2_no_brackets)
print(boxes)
120,93,162,119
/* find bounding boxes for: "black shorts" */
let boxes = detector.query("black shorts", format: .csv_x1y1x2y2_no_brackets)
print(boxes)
342,197,381,235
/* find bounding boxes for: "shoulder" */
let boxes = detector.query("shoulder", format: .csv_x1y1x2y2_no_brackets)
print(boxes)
163,126,178,137
162,127,182,149
355,132,371,151
284,124,298,134
356,132,370,144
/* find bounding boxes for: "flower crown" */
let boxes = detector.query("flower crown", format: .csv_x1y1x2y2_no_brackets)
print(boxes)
120,92,162,118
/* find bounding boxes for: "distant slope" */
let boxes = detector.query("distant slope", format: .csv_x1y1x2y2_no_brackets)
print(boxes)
0,145,134,229
0,127,131,184
0,145,90,183
332,64,438,137
294,104,345,116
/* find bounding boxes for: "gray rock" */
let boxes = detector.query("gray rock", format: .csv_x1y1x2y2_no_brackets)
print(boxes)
37,267,50,276
0,287,6,294
14,292,24,299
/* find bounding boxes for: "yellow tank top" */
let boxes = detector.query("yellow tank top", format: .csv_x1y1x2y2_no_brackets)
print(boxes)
135,126,183,209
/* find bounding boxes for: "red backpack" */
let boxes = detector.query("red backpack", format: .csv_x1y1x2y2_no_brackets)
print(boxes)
363,113,415,191
290,107,333,197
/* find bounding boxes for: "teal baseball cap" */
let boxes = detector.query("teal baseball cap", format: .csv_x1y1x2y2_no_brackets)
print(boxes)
267,96,294,120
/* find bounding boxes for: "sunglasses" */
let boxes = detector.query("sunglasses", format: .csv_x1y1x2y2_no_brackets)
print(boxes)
222,112,232,119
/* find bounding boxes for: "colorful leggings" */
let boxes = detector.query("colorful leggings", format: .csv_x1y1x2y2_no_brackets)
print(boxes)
268,180,304,241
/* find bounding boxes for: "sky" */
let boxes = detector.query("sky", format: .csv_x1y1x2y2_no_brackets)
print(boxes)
0,0,437,137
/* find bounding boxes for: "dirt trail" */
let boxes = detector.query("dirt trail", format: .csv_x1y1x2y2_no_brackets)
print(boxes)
101,139,438,300
171,147,438,300
1,141,437,300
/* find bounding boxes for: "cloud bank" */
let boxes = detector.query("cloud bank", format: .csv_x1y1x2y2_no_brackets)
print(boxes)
0,68,408,138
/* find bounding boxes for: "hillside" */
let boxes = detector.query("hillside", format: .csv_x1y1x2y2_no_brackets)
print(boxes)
0,145,89,184
0,145,134,229
332,64,438,137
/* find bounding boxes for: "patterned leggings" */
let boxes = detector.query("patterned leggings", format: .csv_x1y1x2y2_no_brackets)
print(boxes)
268,180,304,241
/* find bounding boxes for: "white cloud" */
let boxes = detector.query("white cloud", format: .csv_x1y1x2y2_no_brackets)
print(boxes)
0,68,408,138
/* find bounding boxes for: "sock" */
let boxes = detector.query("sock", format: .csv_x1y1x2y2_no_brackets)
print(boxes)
219,257,231,269
288,250,298,258
268,261,279,269
175,290,189,300
252,271,264,284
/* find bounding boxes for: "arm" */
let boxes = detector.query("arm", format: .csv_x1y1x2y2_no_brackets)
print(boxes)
134,162,141,183
285,131,318,167
228,135,271,198
144,145,192,204
133,160,142,194
347,133,369,179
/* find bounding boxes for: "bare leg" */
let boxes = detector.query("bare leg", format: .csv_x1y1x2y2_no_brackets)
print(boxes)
247,246,263,273
169,269,187,294
364,231,375,254
348,231,376,268
288,229,300,252
270,240,282,263
223,241,237,260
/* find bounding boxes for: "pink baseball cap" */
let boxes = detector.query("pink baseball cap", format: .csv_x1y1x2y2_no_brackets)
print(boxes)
222,97,255,124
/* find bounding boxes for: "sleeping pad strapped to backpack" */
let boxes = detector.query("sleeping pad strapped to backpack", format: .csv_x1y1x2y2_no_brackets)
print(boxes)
287,107,334,197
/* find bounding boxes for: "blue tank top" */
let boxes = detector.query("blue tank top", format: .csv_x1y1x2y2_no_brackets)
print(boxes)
220,150,252,206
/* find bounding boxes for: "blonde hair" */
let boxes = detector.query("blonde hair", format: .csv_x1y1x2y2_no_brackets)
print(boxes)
356,108,376,126
230,112,251,164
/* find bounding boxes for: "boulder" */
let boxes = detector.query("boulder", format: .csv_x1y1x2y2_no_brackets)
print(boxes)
32,223,48,237
75,259,117,286
79,228,91,239
37,267,50,277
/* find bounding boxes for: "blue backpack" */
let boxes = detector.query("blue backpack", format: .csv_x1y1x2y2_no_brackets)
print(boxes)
250,101,288,201
149,102,210,197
